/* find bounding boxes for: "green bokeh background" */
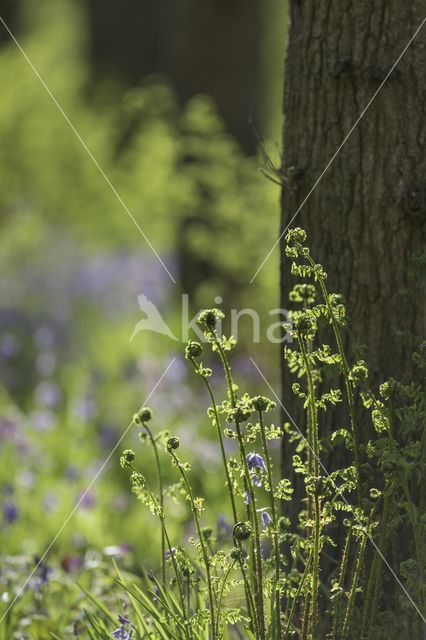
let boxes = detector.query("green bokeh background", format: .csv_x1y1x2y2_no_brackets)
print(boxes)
0,0,287,618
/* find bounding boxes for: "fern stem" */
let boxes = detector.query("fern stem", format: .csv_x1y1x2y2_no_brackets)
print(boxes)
211,333,266,640
298,335,321,640
169,451,217,639
331,528,351,640
362,494,391,640
258,409,282,639
284,550,312,638
310,494,321,640
305,254,362,500
189,359,259,635
130,464,189,637
342,532,368,639
141,422,166,587
215,559,237,637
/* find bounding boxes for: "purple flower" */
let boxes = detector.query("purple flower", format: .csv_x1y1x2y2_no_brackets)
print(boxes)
0,334,18,358
35,558,52,585
261,511,273,527
43,492,59,513
17,470,35,489
246,453,266,472
36,352,56,376
34,381,62,408
72,396,97,422
164,547,176,560
29,558,53,592
99,425,119,449
112,614,133,640
64,465,80,481
103,544,131,558
30,409,57,431
246,453,266,488
3,501,18,524
110,493,130,512
34,325,55,348
76,489,96,510
61,555,84,573
0,416,23,444
217,514,232,541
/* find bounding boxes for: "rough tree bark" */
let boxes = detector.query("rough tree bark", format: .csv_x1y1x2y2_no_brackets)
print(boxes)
280,0,426,587
281,1,425,392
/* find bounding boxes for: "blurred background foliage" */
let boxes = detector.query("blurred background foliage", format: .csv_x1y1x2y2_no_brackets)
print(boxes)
0,0,286,591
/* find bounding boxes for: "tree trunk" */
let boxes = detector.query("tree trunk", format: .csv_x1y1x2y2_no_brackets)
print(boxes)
0,0,20,44
280,1,425,391
84,0,262,152
280,0,426,595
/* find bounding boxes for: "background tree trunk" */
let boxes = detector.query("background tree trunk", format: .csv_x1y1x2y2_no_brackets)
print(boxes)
84,0,262,152
280,0,426,585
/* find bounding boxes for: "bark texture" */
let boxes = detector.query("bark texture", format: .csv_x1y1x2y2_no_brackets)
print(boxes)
281,1,426,414
280,0,426,592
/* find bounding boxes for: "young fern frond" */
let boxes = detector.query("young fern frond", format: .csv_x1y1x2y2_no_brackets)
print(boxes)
103,228,423,640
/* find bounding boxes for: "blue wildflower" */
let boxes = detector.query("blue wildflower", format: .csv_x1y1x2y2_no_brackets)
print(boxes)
217,514,232,541
164,547,177,559
246,453,266,488
246,452,266,472
261,511,273,527
76,489,96,510
37,559,51,585
3,501,18,524
112,614,133,640
29,557,53,593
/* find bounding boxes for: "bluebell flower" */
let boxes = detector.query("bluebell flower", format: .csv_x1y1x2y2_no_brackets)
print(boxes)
99,425,119,449
34,381,62,408
72,396,96,422
261,511,273,527
43,492,59,513
76,489,96,510
0,334,18,358
35,557,52,585
3,501,18,524
113,627,131,640
246,453,266,488
64,465,80,481
217,514,232,541
112,614,133,640
165,547,177,559
29,557,53,593
246,452,266,472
